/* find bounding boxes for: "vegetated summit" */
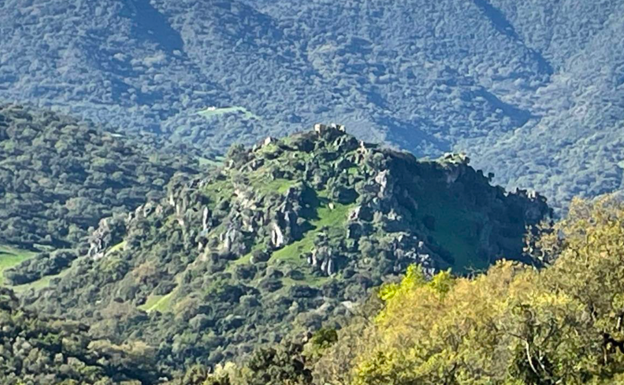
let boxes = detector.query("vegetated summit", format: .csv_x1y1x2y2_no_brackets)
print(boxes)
18,124,551,371
1,0,624,208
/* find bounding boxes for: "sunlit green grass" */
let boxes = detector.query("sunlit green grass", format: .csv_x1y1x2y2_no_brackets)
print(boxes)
151,291,176,312
269,191,354,287
138,294,166,312
198,106,259,120
259,178,294,195
12,268,71,293
271,235,315,266
271,200,353,260
106,241,126,256
0,245,36,286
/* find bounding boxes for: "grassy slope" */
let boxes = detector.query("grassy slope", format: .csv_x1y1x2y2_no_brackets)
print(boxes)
0,245,36,286
139,294,168,312
5,241,126,293
221,189,351,293
198,106,259,120
106,241,126,256
12,268,71,293
269,189,355,288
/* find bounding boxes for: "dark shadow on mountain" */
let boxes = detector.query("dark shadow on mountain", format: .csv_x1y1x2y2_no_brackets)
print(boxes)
207,0,285,50
475,89,532,127
473,0,519,40
126,0,184,53
365,89,389,110
473,0,553,75
379,116,452,158
528,48,554,75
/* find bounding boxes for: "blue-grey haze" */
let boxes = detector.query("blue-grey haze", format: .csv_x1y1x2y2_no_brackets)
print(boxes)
1,0,623,208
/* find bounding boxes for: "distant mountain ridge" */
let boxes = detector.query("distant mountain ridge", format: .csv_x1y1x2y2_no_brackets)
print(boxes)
1,0,623,208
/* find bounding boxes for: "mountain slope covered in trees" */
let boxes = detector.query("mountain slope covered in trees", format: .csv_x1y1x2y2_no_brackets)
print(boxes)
0,287,160,384
146,196,624,384
15,125,550,374
0,105,196,248
1,0,623,208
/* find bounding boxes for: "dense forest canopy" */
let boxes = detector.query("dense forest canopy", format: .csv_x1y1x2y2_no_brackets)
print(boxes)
0,103,619,384
0,104,196,249
1,0,623,208
0,287,160,384
0,0,622,383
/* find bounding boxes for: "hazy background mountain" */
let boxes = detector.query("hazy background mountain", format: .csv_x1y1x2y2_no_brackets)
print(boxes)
1,0,623,208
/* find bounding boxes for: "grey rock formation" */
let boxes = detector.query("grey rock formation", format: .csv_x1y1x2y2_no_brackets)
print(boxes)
87,217,126,260
270,222,285,248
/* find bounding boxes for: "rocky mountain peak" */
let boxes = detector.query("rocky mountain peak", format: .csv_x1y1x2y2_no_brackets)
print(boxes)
22,124,550,368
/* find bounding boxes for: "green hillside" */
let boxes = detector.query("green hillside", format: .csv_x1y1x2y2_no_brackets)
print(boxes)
0,245,35,285
0,105,197,249
0,287,160,383
177,197,624,385
19,124,550,372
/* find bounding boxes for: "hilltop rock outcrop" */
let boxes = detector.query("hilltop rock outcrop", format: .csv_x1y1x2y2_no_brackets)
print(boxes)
22,124,551,370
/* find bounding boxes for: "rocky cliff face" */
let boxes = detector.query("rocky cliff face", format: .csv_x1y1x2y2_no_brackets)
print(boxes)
23,124,551,369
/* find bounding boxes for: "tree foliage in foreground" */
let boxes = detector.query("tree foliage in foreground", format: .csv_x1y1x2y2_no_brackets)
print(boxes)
313,196,624,384
183,196,624,384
